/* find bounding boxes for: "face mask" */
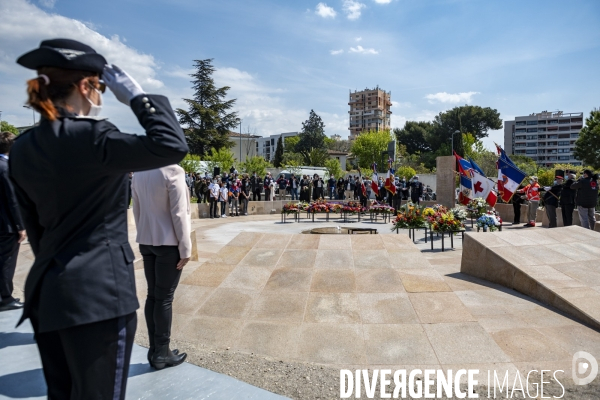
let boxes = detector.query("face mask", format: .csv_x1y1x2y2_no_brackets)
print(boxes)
85,88,102,117
553,180,557,185
529,180,533,184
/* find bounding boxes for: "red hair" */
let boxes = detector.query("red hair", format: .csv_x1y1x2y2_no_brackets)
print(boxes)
26,67,99,121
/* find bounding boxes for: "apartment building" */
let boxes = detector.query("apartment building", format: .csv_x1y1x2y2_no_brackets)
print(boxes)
504,111,583,167
348,86,392,140
255,132,299,161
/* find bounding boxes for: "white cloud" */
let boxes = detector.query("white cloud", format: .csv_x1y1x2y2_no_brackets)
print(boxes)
425,91,479,104
330,49,344,55
343,0,366,20
38,0,56,8
0,0,165,131
373,0,392,3
355,37,362,42
315,3,336,18
349,45,378,54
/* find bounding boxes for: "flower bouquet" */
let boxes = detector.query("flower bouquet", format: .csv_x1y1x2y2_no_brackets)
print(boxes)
450,206,468,222
427,211,464,233
369,203,395,214
432,204,449,213
476,214,501,232
391,203,426,231
307,199,334,213
343,201,366,214
282,202,301,215
467,198,488,218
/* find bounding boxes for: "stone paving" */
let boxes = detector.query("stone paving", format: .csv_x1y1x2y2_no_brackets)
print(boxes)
7,213,600,394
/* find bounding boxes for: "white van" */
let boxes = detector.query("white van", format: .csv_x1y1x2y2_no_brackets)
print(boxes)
278,167,330,180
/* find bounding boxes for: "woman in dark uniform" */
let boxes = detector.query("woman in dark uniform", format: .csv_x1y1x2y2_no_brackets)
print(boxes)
9,39,188,399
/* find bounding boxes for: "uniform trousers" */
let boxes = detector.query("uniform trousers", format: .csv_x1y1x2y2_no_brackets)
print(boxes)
140,245,181,350
34,312,136,400
545,205,558,228
0,233,20,304
561,203,574,226
512,202,521,223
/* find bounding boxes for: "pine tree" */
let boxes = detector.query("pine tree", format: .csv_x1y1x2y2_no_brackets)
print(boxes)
176,59,239,156
296,110,326,165
573,108,600,169
273,135,284,167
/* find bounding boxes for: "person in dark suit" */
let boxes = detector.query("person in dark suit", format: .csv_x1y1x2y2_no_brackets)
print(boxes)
560,173,576,226
9,39,188,400
0,132,26,311
410,176,424,205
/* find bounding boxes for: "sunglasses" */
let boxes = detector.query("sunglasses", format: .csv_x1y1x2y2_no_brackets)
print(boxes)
87,79,106,93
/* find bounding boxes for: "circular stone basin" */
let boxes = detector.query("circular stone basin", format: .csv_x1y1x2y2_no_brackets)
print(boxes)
302,226,377,234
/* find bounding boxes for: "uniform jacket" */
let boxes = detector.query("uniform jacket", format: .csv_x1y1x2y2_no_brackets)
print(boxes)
559,178,576,205
0,157,24,235
410,181,423,200
543,183,563,208
132,165,192,260
9,94,188,332
571,177,599,208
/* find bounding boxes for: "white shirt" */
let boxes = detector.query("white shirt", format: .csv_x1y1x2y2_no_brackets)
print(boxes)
210,184,220,199
219,187,228,201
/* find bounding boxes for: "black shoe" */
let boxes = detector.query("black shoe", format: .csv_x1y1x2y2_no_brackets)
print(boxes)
148,347,178,363
0,300,24,311
151,345,187,370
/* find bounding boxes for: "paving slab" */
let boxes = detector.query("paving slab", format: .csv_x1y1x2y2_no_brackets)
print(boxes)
0,310,287,400
461,226,600,331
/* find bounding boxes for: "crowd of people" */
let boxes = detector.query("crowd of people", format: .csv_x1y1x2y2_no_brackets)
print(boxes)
514,171,599,229
181,170,434,217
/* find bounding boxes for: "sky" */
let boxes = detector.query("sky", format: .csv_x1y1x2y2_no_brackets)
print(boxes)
1,0,599,150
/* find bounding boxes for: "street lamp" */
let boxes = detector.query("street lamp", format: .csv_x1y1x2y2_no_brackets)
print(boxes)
451,130,460,155
239,120,242,163
23,105,36,126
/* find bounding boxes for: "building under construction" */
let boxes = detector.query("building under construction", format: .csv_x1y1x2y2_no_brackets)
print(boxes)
348,86,392,140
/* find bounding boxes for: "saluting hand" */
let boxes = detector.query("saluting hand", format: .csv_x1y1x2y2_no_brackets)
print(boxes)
102,64,145,106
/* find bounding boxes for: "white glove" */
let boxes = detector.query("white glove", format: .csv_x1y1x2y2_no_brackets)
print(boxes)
544,186,551,191
102,64,145,106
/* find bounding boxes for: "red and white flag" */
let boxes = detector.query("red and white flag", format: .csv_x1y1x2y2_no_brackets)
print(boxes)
370,162,379,196
471,171,497,207
384,158,396,195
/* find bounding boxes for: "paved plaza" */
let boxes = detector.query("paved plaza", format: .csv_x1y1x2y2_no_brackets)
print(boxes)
3,213,600,398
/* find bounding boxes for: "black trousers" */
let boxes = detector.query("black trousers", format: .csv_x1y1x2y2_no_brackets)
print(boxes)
34,312,136,400
561,203,574,226
546,205,558,228
140,245,182,349
0,233,20,304
253,189,261,201
513,202,521,223
209,197,218,218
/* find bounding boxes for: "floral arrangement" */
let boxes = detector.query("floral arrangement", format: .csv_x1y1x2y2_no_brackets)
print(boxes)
422,207,435,217
391,203,426,230
432,204,449,213
427,211,464,233
450,206,468,221
369,203,395,214
282,202,301,214
343,201,366,214
476,215,500,231
467,198,488,217
306,199,341,213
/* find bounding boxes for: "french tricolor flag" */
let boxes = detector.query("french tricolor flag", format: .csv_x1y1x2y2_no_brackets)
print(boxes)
371,163,379,196
497,156,527,203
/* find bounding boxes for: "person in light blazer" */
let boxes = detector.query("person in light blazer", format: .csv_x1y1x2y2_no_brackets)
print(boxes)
131,164,191,370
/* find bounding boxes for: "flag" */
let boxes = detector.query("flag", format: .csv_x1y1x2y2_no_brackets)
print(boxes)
384,157,396,194
495,143,518,168
454,151,474,178
472,170,498,207
497,155,527,203
370,162,379,196
459,174,472,205
468,157,486,176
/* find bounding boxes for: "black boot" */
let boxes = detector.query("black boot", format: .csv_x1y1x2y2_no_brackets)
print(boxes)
150,345,187,370
148,347,178,363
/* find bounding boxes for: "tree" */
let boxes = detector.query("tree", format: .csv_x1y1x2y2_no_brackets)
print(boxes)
350,129,394,169
573,108,600,169
176,59,239,156
284,136,300,149
324,158,343,179
305,148,329,167
327,138,352,153
273,135,284,168
179,154,202,173
203,147,235,175
296,110,326,163
393,122,432,154
239,156,271,176
0,121,19,135
395,166,416,180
